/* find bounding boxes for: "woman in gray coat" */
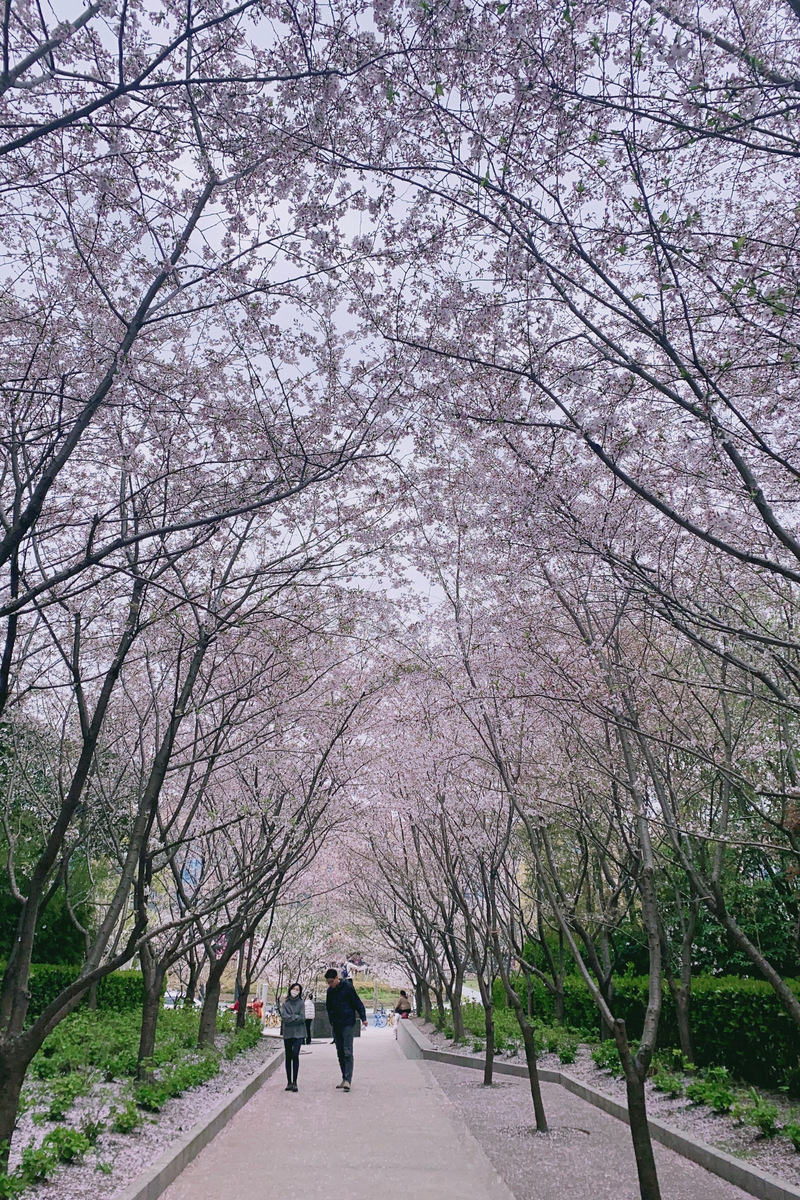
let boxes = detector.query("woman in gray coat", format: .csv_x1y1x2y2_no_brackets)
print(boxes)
281,983,306,1091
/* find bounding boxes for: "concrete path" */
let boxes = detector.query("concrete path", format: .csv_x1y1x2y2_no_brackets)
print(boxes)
161,1027,515,1200
161,1028,754,1200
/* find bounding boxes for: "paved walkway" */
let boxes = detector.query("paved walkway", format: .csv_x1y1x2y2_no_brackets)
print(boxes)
161,1027,515,1200
162,1029,753,1200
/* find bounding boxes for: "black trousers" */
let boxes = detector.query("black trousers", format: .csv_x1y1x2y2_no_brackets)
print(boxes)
305,1018,312,1044
284,1037,303,1083
332,1023,355,1082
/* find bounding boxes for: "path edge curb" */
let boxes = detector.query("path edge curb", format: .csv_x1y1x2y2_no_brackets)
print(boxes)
112,1046,283,1200
398,1020,800,1200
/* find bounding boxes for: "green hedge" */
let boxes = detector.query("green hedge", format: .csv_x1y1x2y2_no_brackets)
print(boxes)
26,964,144,1018
496,971,800,1093
613,975,800,1093
493,975,601,1032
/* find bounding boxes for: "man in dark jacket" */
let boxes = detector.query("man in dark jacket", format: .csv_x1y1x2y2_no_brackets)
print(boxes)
325,968,367,1091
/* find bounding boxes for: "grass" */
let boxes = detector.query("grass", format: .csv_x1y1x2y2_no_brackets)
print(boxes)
352,981,408,1008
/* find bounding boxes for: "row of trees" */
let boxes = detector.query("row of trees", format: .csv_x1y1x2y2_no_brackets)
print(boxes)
0,0,402,1166
3,0,800,1197
357,431,800,1200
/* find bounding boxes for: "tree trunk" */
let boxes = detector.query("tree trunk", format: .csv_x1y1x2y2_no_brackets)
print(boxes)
434,982,446,1029
0,1050,28,1173
137,981,165,1076
236,982,250,1029
518,1017,548,1133
483,1005,495,1086
420,981,432,1023
495,937,548,1132
483,1000,495,1086
674,986,694,1064
185,951,201,1006
137,941,168,1071
623,1063,662,1200
199,974,222,1047
554,978,565,1024
452,965,465,1041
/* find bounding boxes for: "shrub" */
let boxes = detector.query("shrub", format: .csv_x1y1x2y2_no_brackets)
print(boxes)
42,1126,91,1163
591,1040,624,1076
42,1072,91,1121
169,1055,220,1091
743,1090,781,1137
783,1120,800,1151
538,1023,583,1061
25,965,144,1020
686,1067,734,1114
558,1043,577,1064
80,1118,104,1145
18,1143,58,1183
651,1071,684,1098
110,1100,142,1134
223,1016,262,1060
135,1051,220,1110
519,972,800,1094
134,1080,171,1112
613,975,800,1094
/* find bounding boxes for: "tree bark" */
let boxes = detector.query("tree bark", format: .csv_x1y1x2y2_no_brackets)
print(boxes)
199,974,222,1047
452,964,465,1040
0,1049,28,1172
236,982,250,1029
483,999,495,1086
519,1017,548,1133
185,948,203,1006
618,1026,662,1200
137,976,166,1075
433,980,446,1029
493,930,548,1131
674,987,693,1064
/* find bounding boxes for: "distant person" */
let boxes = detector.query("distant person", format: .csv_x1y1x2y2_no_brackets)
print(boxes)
280,983,306,1092
394,990,412,1018
304,991,315,1044
325,968,367,1092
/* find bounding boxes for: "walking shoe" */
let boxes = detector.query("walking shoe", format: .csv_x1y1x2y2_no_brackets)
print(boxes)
342,1082,351,1092
285,1083,293,1091
335,1079,346,1089
291,1083,298,1092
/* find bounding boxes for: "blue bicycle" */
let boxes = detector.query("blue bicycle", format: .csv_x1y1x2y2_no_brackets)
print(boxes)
373,1005,388,1027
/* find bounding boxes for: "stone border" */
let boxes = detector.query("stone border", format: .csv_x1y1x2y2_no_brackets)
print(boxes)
397,1021,800,1200
113,1046,283,1200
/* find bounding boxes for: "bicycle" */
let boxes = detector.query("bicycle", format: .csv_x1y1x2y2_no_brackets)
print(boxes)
264,1008,281,1028
373,1005,388,1027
